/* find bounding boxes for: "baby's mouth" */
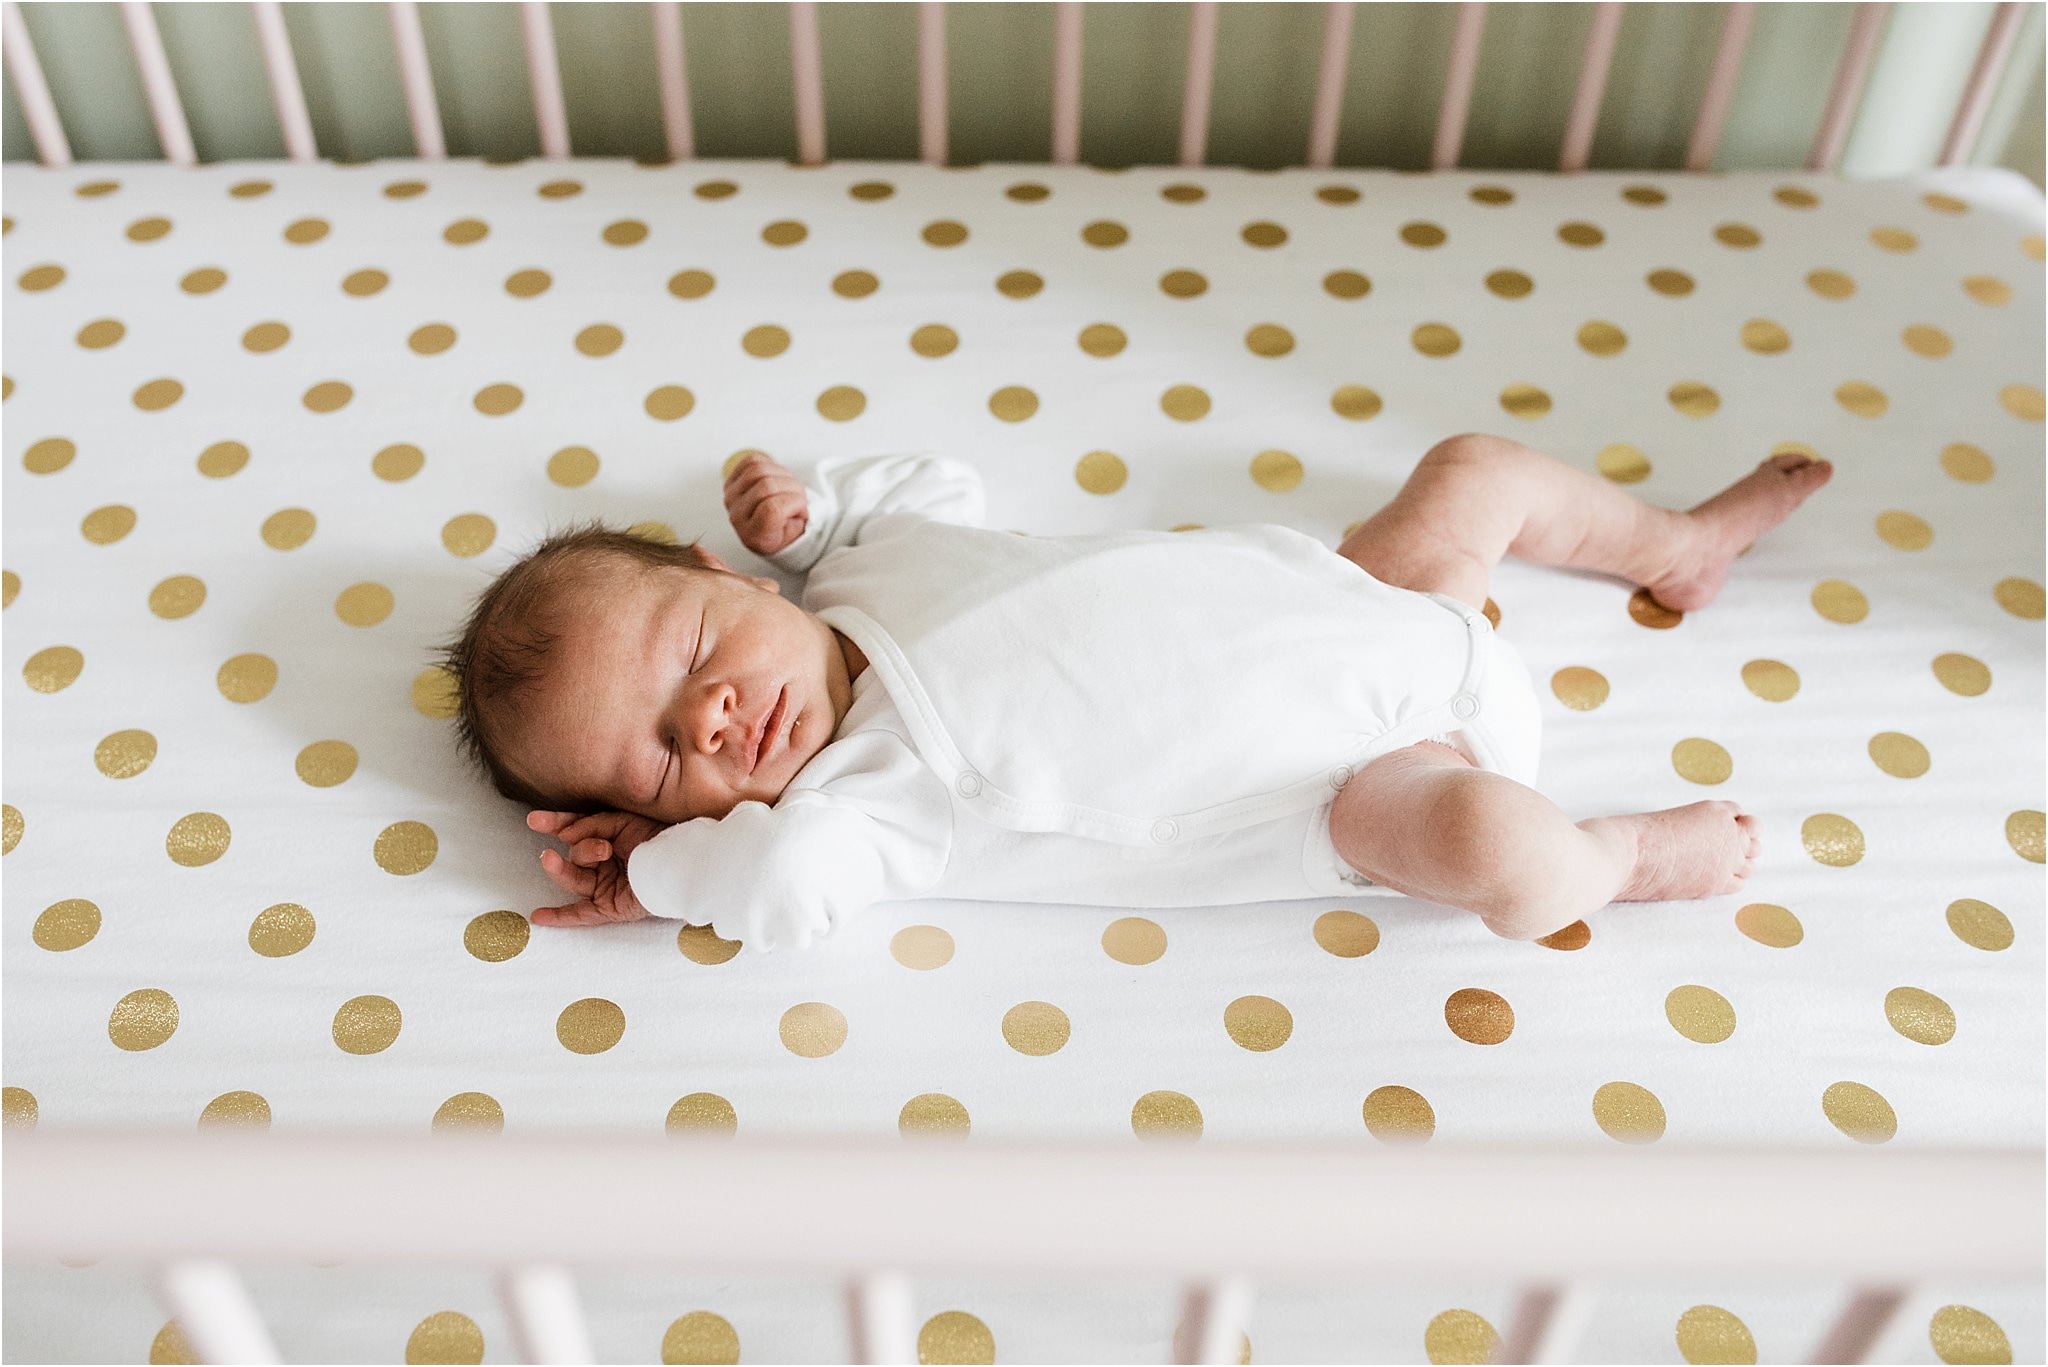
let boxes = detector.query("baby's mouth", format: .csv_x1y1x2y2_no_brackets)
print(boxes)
750,686,787,773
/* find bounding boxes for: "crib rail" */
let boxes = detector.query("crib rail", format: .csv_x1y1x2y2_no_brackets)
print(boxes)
7,1132,2041,1365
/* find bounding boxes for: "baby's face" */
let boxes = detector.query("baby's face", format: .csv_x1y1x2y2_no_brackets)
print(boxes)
506,554,863,823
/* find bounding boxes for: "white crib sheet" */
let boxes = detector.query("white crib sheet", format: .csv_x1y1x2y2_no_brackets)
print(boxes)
3,159,2041,1364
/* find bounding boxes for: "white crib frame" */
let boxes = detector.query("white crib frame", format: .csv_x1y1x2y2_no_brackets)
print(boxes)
3,3,2043,1363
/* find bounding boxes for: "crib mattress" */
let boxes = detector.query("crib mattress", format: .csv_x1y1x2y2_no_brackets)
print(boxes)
3,158,2041,1364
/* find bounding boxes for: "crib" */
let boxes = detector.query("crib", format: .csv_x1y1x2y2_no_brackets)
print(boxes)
3,3,2043,1364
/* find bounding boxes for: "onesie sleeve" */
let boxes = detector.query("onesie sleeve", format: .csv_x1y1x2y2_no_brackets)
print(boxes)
765,451,986,575
622,721,951,953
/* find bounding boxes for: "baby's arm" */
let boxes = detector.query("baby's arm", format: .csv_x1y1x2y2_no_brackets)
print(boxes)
724,449,986,574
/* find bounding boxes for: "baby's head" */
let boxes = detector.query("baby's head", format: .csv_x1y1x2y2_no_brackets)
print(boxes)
438,523,863,824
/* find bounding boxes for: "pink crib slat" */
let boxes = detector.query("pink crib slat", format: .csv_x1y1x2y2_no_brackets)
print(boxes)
388,1,445,159
1807,1286,1910,1364
789,1,826,165
120,0,196,165
1305,1,1355,169
250,2,316,161
497,1264,595,1364
1,2,72,166
521,0,570,159
1432,2,1486,170
1940,0,2027,165
846,1271,917,1365
1173,1278,1255,1365
918,1,946,167
652,1,693,162
1683,1,1757,172
1179,1,1220,166
1052,2,1083,166
1558,2,1623,173
1808,3,1889,172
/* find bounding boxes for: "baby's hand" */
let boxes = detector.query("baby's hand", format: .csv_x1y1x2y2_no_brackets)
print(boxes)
724,451,809,556
526,809,666,927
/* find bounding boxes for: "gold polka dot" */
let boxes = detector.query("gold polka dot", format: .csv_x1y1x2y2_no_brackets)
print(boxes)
303,380,352,413
575,323,623,357
1998,385,2048,422
556,998,625,1054
1550,666,1609,711
667,269,714,298
1445,988,1513,1045
1994,577,2044,618
24,437,76,474
149,1321,192,1365
1577,321,1627,356
332,995,404,1054
1102,916,1166,965
383,179,427,198
197,440,248,477
1412,322,1461,357
817,385,866,421
431,1093,503,1134
282,217,329,245
2,375,11,398
1835,380,1888,418
1331,384,1383,420
1901,323,1952,358
763,219,809,246
76,179,121,197
340,268,388,298
294,739,358,787
1224,995,1293,1051
217,653,277,703
1243,323,1293,358
989,386,1038,421
1773,184,1818,207
1711,222,1760,249
134,378,184,411
1802,813,1865,867
899,1093,970,1138
505,268,552,298
666,1094,738,1136
1675,1305,1756,1364
81,504,136,544
890,924,954,969
1075,450,1127,494
2026,234,2047,261
1647,268,1694,296
598,218,647,247
1873,509,1933,550
662,1311,740,1364
2,803,21,855
261,507,316,550
1946,898,2011,954
1870,225,1917,252
76,318,126,349
1672,738,1732,785
24,645,84,693
645,385,695,421
1361,1085,1433,1143
779,1002,847,1057
1131,1090,1202,1140
1963,275,2011,306
1313,909,1379,957
1737,319,1790,354
836,269,880,297
913,323,960,357
110,989,179,1050
1499,383,1551,419
409,323,456,354
1472,184,1518,205
17,263,65,291
411,664,458,719
467,382,524,418
918,1311,995,1365
537,179,582,199
405,1311,483,1365
630,520,677,544
374,443,425,480
3,1087,37,1130
375,820,437,874
1592,1080,1666,1143
249,902,316,957
441,513,495,558
1665,985,1736,1043
148,574,205,619
95,729,158,778
1158,385,1209,422
1423,1309,1500,1364
1811,579,1868,623
1928,1305,2012,1365
1732,658,1800,703
1,570,13,608
460,910,527,963
1822,1080,1896,1143
166,812,230,867
534,445,598,489
1940,441,1994,482
443,218,489,245
1881,985,1955,1046
1249,449,1303,492
1866,731,1929,779
336,582,394,626
2009,810,2046,863
1324,269,1371,298
1628,588,1683,629
1400,220,1447,248
1002,1001,1070,1056
1556,220,1605,248
1735,902,1802,948
1668,381,1719,417
34,898,101,951
1805,268,1856,300
1929,652,1991,698
199,1091,271,1130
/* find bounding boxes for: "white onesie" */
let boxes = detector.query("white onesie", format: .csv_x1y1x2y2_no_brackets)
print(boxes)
627,452,1544,952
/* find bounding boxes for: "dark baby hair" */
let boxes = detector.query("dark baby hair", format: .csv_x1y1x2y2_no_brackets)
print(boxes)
434,521,717,811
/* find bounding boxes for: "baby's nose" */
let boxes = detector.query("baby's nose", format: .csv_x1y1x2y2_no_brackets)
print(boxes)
692,685,738,754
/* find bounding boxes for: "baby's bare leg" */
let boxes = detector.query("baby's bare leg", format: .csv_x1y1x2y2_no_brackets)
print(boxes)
1330,741,1761,940
1339,433,1833,612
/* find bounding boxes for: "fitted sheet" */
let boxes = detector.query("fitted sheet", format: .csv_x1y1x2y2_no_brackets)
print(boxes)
3,158,2042,1364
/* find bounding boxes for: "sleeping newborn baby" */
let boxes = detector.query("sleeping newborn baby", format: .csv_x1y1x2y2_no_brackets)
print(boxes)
439,435,1831,952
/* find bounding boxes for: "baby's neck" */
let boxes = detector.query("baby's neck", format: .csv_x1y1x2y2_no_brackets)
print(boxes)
835,629,869,682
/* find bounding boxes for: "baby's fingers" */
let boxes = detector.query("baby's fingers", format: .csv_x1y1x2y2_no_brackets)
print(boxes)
567,837,612,867
531,900,615,928
538,848,596,897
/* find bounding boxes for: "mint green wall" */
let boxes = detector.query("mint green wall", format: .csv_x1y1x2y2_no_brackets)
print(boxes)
5,1,2043,187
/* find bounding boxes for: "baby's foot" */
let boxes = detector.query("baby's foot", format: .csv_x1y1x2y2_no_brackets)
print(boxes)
1645,453,1834,610
1583,801,1761,901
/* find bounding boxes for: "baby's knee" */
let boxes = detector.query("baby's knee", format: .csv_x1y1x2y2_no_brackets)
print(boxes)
1424,777,1585,936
